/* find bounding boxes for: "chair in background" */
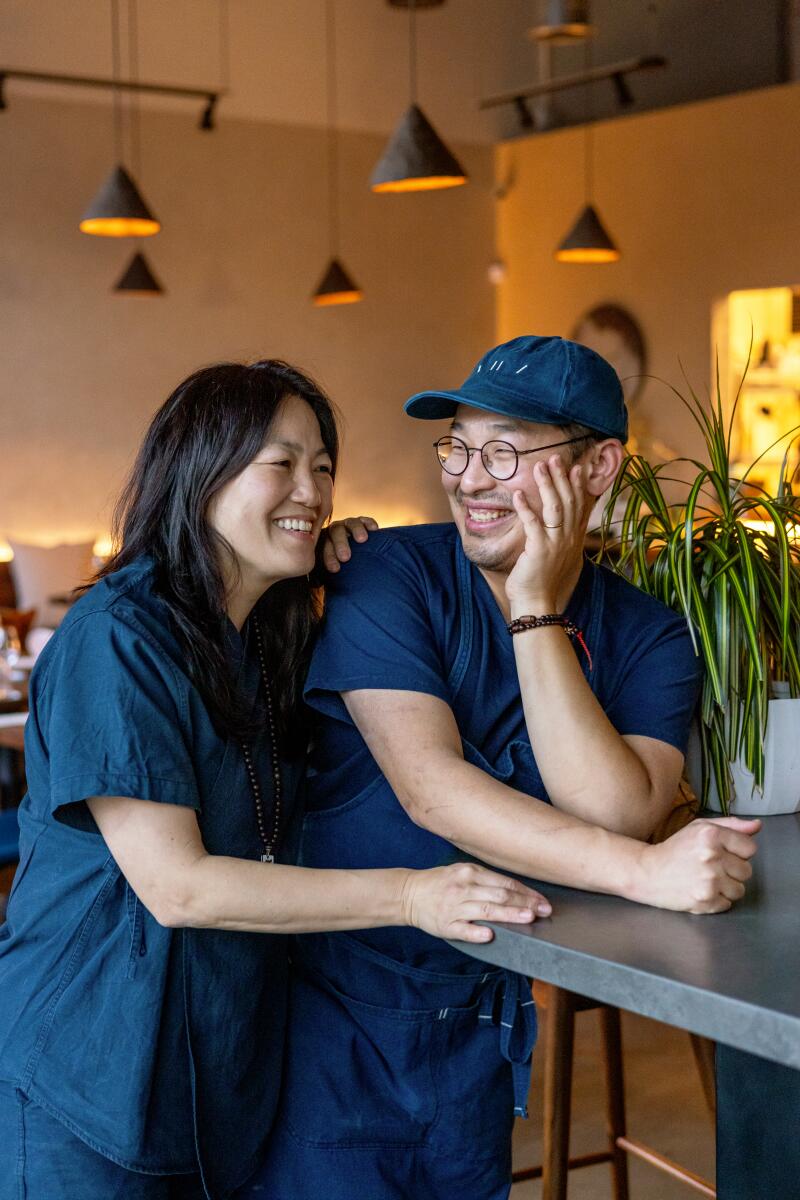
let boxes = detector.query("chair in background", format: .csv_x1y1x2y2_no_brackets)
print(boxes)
7,539,94,629
512,981,716,1199
0,607,37,653
0,806,20,921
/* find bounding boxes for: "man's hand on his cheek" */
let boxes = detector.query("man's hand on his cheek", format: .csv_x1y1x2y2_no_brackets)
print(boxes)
505,457,590,613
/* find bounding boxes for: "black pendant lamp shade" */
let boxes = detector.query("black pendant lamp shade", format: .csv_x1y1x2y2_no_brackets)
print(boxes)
555,203,620,263
371,103,466,193
312,258,363,306
80,164,160,237
114,250,164,293
312,0,362,307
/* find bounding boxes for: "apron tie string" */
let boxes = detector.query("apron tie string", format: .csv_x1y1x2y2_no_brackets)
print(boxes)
477,971,537,1118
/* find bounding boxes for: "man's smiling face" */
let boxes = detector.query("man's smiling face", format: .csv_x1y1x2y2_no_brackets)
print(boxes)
441,403,584,574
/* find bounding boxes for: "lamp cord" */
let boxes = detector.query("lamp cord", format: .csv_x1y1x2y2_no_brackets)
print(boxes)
408,0,417,106
110,0,123,163
219,0,230,92
128,0,141,180
326,0,339,256
583,34,593,205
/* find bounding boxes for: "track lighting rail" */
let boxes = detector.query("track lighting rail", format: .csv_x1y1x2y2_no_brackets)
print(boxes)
0,68,223,129
479,53,666,115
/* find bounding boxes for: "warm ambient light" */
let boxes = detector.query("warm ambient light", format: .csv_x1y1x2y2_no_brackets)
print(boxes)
738,517,800,541
80,165,161,238
555,246,621,263
334,504,427,529
312,289,363,307
80,217,161,237
371,174,467,194
0,536,113,561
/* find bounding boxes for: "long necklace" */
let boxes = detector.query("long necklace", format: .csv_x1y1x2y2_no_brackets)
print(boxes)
240,621,282,863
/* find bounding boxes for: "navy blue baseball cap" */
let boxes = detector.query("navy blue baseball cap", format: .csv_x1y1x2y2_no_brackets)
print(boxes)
404,334,628,441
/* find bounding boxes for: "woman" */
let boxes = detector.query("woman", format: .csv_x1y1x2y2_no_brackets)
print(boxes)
0,360,548,1200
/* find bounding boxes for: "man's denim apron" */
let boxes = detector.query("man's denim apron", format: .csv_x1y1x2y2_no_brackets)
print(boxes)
253,557,604,1199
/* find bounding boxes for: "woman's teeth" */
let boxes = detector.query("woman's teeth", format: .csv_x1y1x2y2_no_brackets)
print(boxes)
275,518,313,532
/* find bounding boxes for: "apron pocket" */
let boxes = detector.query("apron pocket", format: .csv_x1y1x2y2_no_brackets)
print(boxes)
282,965,440,1149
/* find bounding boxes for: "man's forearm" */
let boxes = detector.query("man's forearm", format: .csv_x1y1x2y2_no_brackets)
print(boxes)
343,689,757,915
404,754,648,900
511,623,660,836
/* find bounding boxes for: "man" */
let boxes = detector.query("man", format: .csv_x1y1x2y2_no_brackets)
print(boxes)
259,336,759,1200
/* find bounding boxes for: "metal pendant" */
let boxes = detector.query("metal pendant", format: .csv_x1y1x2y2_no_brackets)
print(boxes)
260,852,274,864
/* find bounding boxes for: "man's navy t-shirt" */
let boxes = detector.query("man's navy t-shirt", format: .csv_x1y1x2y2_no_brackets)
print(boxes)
300,523,702,960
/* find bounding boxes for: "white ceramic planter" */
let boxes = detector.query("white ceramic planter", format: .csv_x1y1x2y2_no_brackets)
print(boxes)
685,693,800,815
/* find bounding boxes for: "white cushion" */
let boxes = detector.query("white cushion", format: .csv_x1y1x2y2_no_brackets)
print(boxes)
8,540,95,627
25,627,55,659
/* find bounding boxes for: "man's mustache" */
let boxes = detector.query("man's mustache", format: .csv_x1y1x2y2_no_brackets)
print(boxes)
454,490,515,508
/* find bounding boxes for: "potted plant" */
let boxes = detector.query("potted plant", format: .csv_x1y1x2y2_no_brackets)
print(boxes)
596,361,800,815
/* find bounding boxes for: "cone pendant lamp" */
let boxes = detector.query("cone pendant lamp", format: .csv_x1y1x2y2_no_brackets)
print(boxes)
312,258,361,306
114,250,164,293
371,103,466,193
556,202,619,263
555,48,619,263
371,1,466,193
81,164,160,237
312,0,362,307
81,0,161,238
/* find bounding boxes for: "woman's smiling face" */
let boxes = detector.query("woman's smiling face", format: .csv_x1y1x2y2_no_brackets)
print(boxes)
208,393,334,601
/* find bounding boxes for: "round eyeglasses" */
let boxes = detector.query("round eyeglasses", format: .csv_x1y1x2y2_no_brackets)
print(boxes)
433,434,588,481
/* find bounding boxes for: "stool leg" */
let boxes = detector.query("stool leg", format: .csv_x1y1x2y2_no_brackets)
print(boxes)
599,1006,630,1200
689,1033,716,1118
542,986,575,1200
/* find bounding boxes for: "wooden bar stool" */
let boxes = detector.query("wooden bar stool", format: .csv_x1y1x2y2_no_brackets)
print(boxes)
512,981,716,1199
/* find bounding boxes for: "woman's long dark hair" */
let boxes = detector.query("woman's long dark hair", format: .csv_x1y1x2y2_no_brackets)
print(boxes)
95,359,339,754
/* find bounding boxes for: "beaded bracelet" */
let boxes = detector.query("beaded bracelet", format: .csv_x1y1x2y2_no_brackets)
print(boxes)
506,613,593,671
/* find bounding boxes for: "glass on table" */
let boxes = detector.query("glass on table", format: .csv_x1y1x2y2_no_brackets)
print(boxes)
0,622,23,701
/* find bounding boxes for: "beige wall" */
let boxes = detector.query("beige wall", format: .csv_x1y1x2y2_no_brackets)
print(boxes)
495,83,800,463
0,97,495,550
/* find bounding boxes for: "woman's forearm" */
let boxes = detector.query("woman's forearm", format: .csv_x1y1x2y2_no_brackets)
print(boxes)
174,857,410,933
87,794,549,942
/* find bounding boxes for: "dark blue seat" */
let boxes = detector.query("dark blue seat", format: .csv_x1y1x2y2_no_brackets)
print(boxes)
0,807,19,868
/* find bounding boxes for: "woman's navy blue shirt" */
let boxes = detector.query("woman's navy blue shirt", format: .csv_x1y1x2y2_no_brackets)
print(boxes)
0,558,302,1199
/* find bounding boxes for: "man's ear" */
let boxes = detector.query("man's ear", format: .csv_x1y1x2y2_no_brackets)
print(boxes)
584,439,625,498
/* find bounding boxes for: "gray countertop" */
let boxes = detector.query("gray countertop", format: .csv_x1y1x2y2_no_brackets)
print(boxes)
451,813,800,1069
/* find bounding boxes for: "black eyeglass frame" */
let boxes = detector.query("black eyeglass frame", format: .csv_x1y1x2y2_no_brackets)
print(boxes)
432,433,589,480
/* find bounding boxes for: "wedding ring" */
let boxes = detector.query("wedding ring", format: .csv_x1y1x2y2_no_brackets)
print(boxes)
543,522,563,528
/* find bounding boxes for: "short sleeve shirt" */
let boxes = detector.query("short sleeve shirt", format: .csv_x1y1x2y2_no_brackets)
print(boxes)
0,558,303,1198
298,524,702,964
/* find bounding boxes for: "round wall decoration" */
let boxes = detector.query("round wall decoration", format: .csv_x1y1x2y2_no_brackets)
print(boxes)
571,304,647,405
